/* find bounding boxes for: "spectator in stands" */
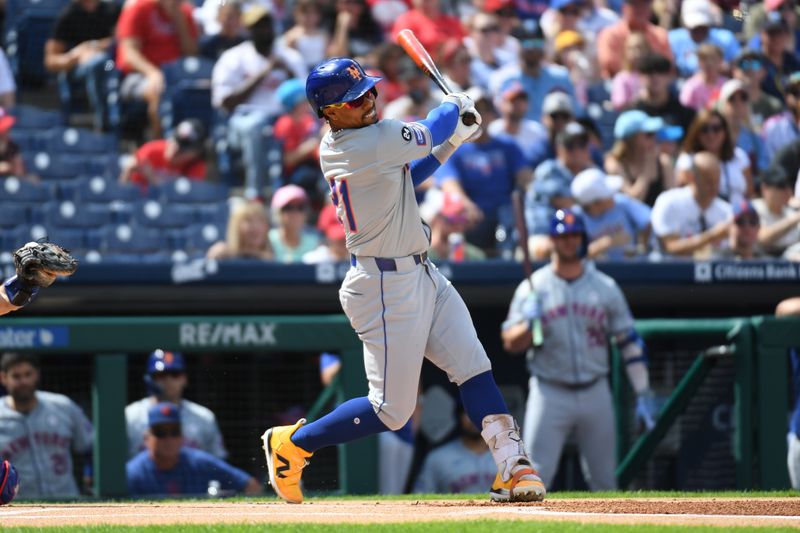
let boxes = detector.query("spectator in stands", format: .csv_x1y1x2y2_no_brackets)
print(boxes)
771,140,800,195
374,43,408,105
605,110,674,206
269,185,321,263
717,79,769,175
119,119,206,191
473,0,522,59
753,166,800,257
676,109,752,205
571,168,652,260
212,7,306,196
329,0,385,59
718,200,764,259
487,81,549,167
0,109,26,179
302,204,349,264
273,79,323,197
0,50,14,110
434,90,532,252
745,0,800,56
596,0,672,79
759,13,800,102
0,353,93,499
279,0,329,71
731,50,784,131
199,0,244,61
633,53,696,134
439,40,474,94
490,25,579,122
44,0,119,131
383,59,439,121
763,72,800,163
207,199,274,260
127,402,262,496
529,91,575,168
413,409,496,494
419,189,486,261
115,0,199,139
611,32,649,110
466,12,510,90
679,43,728,111
552,30,594,107
651,151,733,258
390,0,464,54
126,350,227,460
667,0,739,78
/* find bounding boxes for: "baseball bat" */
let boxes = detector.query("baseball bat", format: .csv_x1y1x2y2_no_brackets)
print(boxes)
396,29,477,127
511,189,543,347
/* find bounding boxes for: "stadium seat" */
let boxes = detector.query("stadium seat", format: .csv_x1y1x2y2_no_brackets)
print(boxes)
28,153,86,181
160,57,215,133
42,227,87,251
184,223,223,252
156,178,229,204
0,203,27,227
74,175,141,203
7,223,49,248
0,176,52,202
10,104,64,131
4,0,70,86
133,200,196,228
41,127,117,155
99,224,167,253
44,200,113,228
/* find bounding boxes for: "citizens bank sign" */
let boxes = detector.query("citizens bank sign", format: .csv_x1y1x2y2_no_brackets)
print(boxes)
694,261,798,283
179,322,277,347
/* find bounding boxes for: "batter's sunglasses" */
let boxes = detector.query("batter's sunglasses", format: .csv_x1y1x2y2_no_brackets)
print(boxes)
324,88,378,110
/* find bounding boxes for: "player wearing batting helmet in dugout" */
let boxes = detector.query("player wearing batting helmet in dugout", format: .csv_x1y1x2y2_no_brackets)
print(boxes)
262,57,546,504
502,208,659,490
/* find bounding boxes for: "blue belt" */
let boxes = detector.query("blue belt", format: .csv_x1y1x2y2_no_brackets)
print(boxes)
350,252,428,272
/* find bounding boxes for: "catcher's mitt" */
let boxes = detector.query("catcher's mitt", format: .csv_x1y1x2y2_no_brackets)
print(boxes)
13,241,79,288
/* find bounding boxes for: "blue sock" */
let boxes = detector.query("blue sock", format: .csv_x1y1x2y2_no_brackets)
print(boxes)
459,370,509,430
291,396,389,453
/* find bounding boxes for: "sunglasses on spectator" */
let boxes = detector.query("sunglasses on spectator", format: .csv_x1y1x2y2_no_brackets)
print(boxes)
477,25,501,33
735,215,760,227
565,138,589,150
282,202,306,212
559,7,581,15
151,425,182,439
324,88,376,110
642,131,657,138
550,111,572,121
729,92,749,103
700,123,724,134
738,59,763,71
788,86,800,98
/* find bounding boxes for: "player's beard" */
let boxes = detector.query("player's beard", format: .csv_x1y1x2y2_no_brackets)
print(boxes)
10,385,35,406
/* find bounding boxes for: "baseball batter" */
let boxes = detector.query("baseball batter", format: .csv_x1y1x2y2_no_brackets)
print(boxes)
263,57,545,503
502,209,658,490
0,352,93,498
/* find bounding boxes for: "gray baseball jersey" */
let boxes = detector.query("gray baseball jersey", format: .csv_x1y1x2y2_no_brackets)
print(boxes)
503,260,634,384
125,398,227,459
0,391,93,498
414,439,497,494
503,260,634,490
319,118,432,257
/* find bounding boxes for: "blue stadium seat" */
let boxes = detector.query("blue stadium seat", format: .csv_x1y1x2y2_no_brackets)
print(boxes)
74,175,141,203
41,127,117,155
44,201,113,228
12,129,46,153
43,228,87,251
99,224,166,253
10,105,64,131
160,57,215,133
0,177,52,202
5,0,69,86
0,203,27,227
194,202,229,226
156,178,229,204
28,153,86,181
7,224,48,248
133,200,196,228
183,223,223,252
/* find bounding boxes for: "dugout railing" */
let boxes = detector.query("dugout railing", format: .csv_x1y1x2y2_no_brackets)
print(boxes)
3,314,798,496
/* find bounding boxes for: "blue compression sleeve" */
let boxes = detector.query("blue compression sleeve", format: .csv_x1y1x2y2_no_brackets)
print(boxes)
418,102,459,146
409,153,442,186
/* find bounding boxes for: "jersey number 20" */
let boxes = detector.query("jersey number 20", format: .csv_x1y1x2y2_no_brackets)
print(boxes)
328,178,357,233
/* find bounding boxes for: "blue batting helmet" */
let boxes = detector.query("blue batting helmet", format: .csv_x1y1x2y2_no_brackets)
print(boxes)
0,460,19,505
306,58,382,118
146,349,185,375
550,208,588,257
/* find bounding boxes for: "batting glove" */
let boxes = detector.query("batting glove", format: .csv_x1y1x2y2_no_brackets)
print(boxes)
635,390,658,431
520,294,541,321
449,110,482,147
442,92,473,113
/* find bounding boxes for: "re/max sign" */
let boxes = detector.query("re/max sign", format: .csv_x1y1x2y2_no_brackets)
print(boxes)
179,322,277,347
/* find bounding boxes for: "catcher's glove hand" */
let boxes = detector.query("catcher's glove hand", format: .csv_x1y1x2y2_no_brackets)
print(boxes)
14,241,79,288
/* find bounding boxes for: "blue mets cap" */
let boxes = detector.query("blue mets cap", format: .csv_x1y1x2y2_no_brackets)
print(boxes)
146,349,185,374
148,402,181,427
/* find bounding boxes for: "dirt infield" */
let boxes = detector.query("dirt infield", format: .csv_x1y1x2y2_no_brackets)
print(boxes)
2,498,800,528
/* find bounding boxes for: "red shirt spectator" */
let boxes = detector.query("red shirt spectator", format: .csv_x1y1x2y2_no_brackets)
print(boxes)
274,114,319,176
390,0,464,53
115,0,199,73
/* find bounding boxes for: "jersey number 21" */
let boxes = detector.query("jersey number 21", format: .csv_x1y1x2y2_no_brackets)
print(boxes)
328,178,357,233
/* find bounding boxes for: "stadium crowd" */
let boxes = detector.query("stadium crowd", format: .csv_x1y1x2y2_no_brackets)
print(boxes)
0,0,794,263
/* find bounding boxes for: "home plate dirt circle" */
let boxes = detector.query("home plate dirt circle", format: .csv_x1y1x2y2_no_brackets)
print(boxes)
2,499,800,528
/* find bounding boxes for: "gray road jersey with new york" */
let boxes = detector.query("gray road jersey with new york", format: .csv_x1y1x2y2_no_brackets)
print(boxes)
320,119,433,257
504,261,634,383
0,391,93,498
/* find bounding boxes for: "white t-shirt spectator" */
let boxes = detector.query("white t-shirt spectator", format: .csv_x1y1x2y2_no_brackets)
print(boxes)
212,41,306,115
675,147,750,206
752,198,800,256
651,185,732,255
0,49,16,98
